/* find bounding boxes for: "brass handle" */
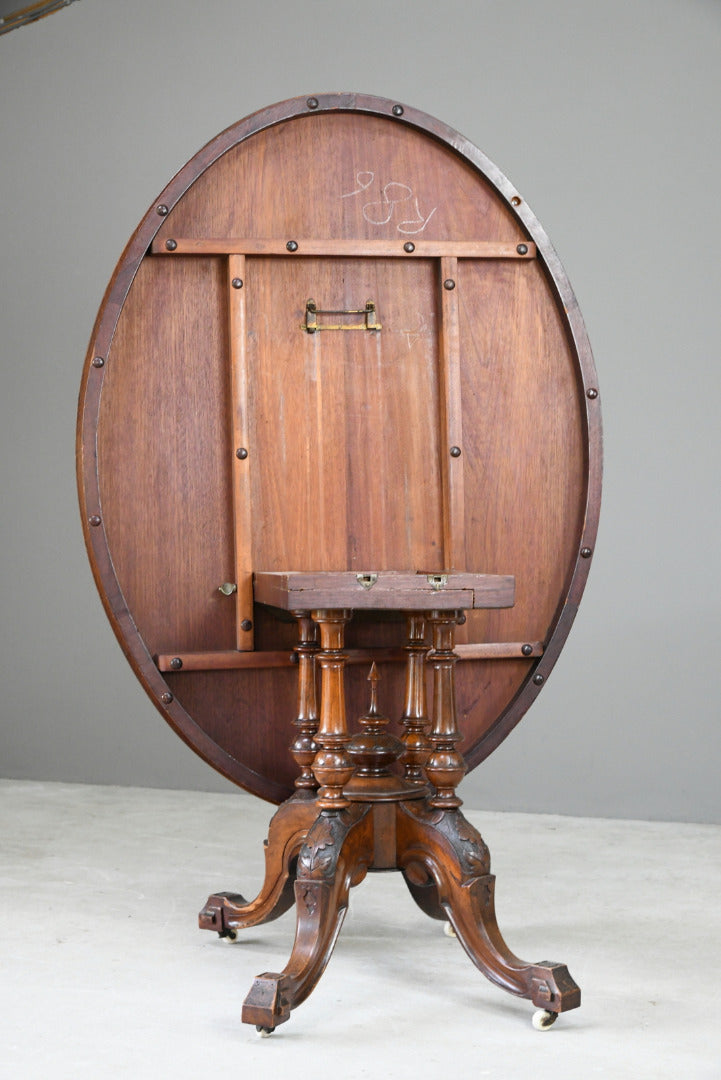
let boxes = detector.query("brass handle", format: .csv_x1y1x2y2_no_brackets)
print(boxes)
302,298,381,333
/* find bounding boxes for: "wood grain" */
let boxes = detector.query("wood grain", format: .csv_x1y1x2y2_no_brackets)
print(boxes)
79,95,600,802
152,237,537,258
227,254,254,649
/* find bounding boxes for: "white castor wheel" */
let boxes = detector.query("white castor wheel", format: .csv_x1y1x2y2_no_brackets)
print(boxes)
532,1009,558,1030
443,921,457,938
256,1025,274,1037
219,927,241,943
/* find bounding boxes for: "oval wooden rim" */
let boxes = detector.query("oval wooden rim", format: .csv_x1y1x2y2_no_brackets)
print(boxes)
77,93,602,800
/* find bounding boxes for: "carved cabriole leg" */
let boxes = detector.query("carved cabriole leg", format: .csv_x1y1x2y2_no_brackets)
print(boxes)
425,609,466,810
242,803,374,1031
199,613,320,936
399,614,433,787
310,609,354,812
199,796,319,934
396,800,581,1015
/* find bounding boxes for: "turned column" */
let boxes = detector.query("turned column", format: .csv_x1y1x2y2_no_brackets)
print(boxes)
399,614,432,786
310,609,354,812
289,611,320,791
425,609,466,810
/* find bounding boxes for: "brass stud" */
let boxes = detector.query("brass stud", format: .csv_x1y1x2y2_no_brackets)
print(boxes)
511,196,522,207
307,97,319,109
587,387,598,399
92,356,105,368
89,515,101,527
286,240,298,252
236,447,248,459
157,204,169,216
161,692,173,705
521,644,533,656
443,279,456,290
241,619,253,632
403,242,415,253
581,547,592,559
392,104,404,116
170,657,183,670
165,239,177,251
533,673,544,686
517,243,528,255
450,446,461,458
231,277,243,289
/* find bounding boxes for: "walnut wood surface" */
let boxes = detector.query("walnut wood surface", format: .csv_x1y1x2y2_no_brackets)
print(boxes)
78,94,601,802
252,571,514,610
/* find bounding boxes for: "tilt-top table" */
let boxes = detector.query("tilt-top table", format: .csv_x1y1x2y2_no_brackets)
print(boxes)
77,93,601,1034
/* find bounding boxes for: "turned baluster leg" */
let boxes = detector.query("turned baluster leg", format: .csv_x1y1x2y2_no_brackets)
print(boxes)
425,609,466,809
400,614,432,786
310,609,354,812
198,611,320,936
289,611,320,791
243,608,376,1031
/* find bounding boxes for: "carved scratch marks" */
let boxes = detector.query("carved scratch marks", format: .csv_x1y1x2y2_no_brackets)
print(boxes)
342,172,437,235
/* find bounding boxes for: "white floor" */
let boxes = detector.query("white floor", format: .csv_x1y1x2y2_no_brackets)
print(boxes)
1,780,719,1079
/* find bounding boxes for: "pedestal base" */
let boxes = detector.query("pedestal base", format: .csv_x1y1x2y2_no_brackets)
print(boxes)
200,793,580,1032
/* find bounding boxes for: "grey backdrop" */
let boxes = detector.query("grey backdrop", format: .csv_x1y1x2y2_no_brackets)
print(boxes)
1,0,719,823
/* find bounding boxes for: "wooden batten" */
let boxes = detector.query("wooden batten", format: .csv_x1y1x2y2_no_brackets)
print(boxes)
151,237,538,259
156,640,543,673
227,254,254,649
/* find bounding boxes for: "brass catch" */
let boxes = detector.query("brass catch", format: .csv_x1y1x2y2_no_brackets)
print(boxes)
303,299,381,333
427,574,448,591
218,582,237,596
356,573,378,590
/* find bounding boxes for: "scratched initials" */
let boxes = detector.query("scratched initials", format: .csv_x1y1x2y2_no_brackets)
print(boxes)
341,172,437,235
